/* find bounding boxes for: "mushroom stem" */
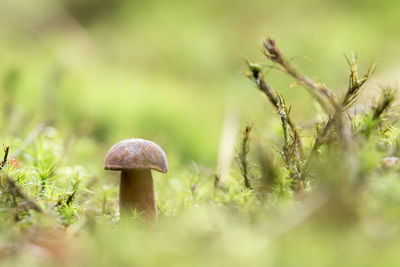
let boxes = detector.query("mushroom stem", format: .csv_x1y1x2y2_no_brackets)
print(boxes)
120,169,157,220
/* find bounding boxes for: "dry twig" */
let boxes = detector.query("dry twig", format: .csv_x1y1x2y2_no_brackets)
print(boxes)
236,122,254,189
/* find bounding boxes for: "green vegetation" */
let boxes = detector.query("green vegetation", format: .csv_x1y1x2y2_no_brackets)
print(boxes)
1,36,400,266
1,0,400,266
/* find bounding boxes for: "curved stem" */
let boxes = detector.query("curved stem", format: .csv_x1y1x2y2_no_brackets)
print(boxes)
120,169,156,220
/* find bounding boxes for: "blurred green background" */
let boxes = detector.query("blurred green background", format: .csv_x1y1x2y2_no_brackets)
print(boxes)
0,0,399,171
1,1,400,266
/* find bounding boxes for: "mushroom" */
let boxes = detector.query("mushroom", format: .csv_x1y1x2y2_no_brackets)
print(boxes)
104,138,168,219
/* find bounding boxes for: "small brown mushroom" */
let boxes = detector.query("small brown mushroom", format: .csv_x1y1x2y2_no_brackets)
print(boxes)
104,138,168,220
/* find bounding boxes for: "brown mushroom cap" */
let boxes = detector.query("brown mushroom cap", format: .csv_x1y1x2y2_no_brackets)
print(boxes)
104,139,168,173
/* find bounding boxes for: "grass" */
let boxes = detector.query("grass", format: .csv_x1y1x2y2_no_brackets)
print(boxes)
0,35,400,266
0,1,399,266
